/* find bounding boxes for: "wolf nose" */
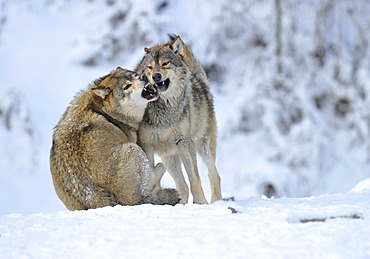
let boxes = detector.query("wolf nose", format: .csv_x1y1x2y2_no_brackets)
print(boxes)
152,73,162,82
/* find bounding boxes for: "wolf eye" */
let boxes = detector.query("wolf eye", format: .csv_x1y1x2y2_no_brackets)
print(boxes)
162,61,170,67
147,65,153,70
123,84,132,90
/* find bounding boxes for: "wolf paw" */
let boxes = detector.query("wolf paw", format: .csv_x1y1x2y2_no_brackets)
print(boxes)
157,188,180,206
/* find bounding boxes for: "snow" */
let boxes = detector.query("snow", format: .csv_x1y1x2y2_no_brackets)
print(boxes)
1,184,370,258
1,0,370,257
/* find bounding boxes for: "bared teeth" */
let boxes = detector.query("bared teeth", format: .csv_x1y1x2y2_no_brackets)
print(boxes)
155,81,165,86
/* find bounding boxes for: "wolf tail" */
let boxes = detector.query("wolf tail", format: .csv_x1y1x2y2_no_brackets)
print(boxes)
144,188,180,206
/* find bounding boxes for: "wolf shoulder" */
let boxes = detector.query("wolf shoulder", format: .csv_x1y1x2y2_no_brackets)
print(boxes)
52,90,131,162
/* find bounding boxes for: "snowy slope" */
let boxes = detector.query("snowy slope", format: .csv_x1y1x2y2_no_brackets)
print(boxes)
1,183,370,258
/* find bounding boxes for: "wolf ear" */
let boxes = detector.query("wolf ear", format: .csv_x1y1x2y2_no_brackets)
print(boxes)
92,87,111,99
144,47,150,54
115,66,124,72
169,36,184,56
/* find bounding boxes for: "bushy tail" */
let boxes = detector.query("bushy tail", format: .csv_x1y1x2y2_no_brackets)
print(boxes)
144,188,180,206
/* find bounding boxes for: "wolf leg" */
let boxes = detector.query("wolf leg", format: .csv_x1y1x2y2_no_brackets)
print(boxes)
139,142,156,168
137,150,179,206
161,154,189,204
135,143,166,193
142,188,179,205
176,139,208,204
80,187,119,209
146,162,166,193
63,183,118,210
111,143,150,205
142,158,179,206
153,163,166,183
196,137,222,203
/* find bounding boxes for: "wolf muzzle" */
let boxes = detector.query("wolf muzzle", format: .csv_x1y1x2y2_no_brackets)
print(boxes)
151,73,170,92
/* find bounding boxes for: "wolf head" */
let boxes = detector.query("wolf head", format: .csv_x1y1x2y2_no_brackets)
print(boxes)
137,36,191,94
91,67,158,120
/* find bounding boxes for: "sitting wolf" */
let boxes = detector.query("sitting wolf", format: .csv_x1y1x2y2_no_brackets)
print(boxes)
50,67,179,210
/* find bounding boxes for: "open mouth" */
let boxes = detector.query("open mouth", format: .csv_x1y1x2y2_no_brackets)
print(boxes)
141,83,159,100
154,78,170,92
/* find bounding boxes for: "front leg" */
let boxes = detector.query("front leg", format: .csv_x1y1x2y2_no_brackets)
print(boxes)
135,146,166,198
139,143,155,169
162,155,189,204
176,138,208,204
148,163,166,193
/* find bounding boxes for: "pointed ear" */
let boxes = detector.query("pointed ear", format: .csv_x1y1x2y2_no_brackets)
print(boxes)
144,47,150,54
92,87,111,99
169,36,184,56
115,66,124,72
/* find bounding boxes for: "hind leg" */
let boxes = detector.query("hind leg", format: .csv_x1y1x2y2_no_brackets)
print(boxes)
196,136,222,203
81,186,119,209
161,154,189,204
103,143,149,205
113,143,168,204
61,180,118,210
176,139,208,204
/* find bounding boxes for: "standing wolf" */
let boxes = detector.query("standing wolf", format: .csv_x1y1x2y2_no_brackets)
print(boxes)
50,67,179,210
136,35,222,204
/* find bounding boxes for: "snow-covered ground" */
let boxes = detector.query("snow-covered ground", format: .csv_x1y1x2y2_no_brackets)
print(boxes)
1,180,370,258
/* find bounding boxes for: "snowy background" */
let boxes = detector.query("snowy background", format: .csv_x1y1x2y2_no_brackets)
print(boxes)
1,0,370,213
